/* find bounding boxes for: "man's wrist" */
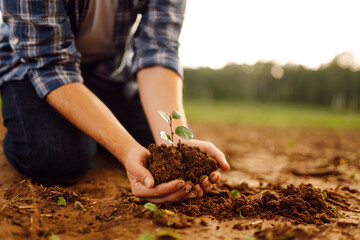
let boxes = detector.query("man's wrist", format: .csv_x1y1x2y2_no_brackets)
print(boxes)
112,139,145,166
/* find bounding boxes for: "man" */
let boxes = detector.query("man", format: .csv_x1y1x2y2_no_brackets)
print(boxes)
0,0,229,203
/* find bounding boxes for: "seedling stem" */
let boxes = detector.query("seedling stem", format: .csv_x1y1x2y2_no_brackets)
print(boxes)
158,110,194,146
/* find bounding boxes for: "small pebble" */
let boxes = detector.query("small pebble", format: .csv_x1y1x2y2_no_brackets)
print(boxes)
73,201,86,211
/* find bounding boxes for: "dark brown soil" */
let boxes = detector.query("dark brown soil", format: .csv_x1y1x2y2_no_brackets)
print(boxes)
0,179,341,239
150,183,337,225
1,122,360,239
146,143,218,185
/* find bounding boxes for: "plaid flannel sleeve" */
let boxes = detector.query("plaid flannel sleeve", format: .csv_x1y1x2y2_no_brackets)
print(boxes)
131,0,186,78
0,0,83,99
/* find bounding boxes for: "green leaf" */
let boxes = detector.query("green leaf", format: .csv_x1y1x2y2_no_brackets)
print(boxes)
158,110,170,124
321,191,327,200
239,211,244,219
167,220,173,226
57,196,66,206
332,206,337,212
230,190,240,197
175,126,194,140
138,232,155,240
245,236,255,240
48,235,61,240
108,216,116,220
171,110,182,119
160,131,173,144
144,202,157,212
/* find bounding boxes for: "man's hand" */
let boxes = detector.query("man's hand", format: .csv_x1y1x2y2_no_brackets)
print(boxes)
182,139,230,198
125,146,195,203
125,141,229,203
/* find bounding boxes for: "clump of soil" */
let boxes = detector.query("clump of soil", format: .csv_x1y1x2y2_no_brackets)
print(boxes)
146,143,218,185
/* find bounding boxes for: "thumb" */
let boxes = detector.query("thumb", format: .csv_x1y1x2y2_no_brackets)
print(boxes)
133,164,155,188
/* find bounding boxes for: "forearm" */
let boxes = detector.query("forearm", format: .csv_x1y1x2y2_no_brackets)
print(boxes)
137,66,187,144
46,82,143,164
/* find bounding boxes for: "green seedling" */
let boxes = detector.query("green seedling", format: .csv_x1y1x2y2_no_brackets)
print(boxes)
230,190,240,197
48,235,61,240
164,209,175,215
280,232,294,240
144,202,162,218
144,202,157,212
332,206,337,213
158,110,194,145
138,232,155,240
245,236,255,240
350,173,356,179
108,216,116,220
320,191,327,200
57,196,66,206
239,211,244,219
287,138,295,149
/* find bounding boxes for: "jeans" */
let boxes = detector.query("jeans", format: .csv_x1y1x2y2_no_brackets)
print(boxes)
1,64,154,186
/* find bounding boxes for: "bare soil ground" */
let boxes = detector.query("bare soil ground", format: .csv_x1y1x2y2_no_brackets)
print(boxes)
0,122,359,240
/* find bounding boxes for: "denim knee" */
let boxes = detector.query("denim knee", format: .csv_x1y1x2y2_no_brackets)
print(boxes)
1,80,97,186
3,132,96,185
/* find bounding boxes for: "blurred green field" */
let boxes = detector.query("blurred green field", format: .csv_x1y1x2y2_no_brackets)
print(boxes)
184,100,360,129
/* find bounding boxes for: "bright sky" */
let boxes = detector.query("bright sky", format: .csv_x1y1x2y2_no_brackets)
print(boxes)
179,0,360,69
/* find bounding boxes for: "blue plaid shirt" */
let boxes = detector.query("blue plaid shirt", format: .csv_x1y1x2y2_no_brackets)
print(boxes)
0,0,185,99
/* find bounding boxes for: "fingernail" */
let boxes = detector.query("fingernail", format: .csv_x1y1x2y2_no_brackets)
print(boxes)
144,177,152,188
210,174,218,182
225,161,230,170
177,181,185,189
185,184,192,193
188,193,196,199
200,175,207,183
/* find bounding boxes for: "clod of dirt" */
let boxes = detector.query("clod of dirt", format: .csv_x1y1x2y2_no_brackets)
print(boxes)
146,143,217,185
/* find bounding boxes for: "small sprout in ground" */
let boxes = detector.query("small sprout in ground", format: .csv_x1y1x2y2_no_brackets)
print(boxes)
245,236,255,240
57,196,66,206
158,110,194,145
138,232,155,240
144,202,162,218
287,138,295,149
239,211,244,219
48,235,61,240
164,209,175,215
350,173,356,179
332,206,337,213
108,216,116,220
167,220,173,226
156,230,180,240
230,189,240,197
144,202,157,212
280,232,294,240
320,191,327,200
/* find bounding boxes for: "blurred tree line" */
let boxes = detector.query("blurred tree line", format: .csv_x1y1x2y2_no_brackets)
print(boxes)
183,52,360,111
